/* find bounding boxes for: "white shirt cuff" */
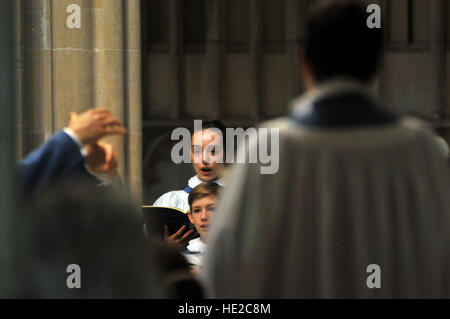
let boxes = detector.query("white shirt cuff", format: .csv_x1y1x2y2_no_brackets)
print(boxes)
63,128,88,157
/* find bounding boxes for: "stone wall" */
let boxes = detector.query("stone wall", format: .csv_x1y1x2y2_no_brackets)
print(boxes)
18,0,142,202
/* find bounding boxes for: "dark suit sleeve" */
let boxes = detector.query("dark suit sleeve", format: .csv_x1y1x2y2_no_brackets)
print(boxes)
18,130,94,199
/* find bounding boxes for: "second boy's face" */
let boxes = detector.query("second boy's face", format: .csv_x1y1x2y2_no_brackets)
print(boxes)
188,195,217,241
191,129,224,182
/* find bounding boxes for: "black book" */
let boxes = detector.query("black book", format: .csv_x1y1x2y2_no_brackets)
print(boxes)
142,206,194,239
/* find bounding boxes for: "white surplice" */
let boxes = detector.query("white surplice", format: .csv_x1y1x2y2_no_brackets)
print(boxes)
184,237,207,270
202,83,450,298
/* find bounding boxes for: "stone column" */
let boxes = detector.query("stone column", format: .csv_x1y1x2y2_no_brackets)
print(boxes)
430,0,446,118
20,0,143,203
21,0,55,152
0,0,17,297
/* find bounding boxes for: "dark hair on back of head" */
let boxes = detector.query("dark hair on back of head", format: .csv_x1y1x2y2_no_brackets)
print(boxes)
17,184,163,298
304,0,384,83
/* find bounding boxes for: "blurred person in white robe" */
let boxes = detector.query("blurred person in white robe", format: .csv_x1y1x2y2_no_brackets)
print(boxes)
434,136,449,159
203,0,450,299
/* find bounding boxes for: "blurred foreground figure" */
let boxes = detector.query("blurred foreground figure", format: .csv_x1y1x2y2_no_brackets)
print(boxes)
203,0,450,298
17,185,164,298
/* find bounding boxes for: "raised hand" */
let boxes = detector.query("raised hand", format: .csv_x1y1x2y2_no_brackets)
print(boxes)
85,142,118,180
164,225,197,252
68,108,127,146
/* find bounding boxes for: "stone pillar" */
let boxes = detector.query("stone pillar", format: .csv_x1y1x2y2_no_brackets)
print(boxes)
430,0,446,118
20,0,143,203
0,0,17,297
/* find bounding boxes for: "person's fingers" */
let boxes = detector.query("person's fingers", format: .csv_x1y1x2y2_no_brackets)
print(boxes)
69,112,78,122
92,108,111,115
174,225,187,238
180,229,195,241
172,225,186,239
101,117,123,127
101,143,113,164
78,108,110,119
111,150,118,164
164,225,170,239
88,143,105,157
90,144,110,170
93,113,110,121
101,126,127,136
87,142,101,150
104,145,118,177
108,154,118,172
83,110,111,123
109,153,118,171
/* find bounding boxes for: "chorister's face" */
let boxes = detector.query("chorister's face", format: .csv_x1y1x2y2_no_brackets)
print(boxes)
188,195,217,241
191,129,224,182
